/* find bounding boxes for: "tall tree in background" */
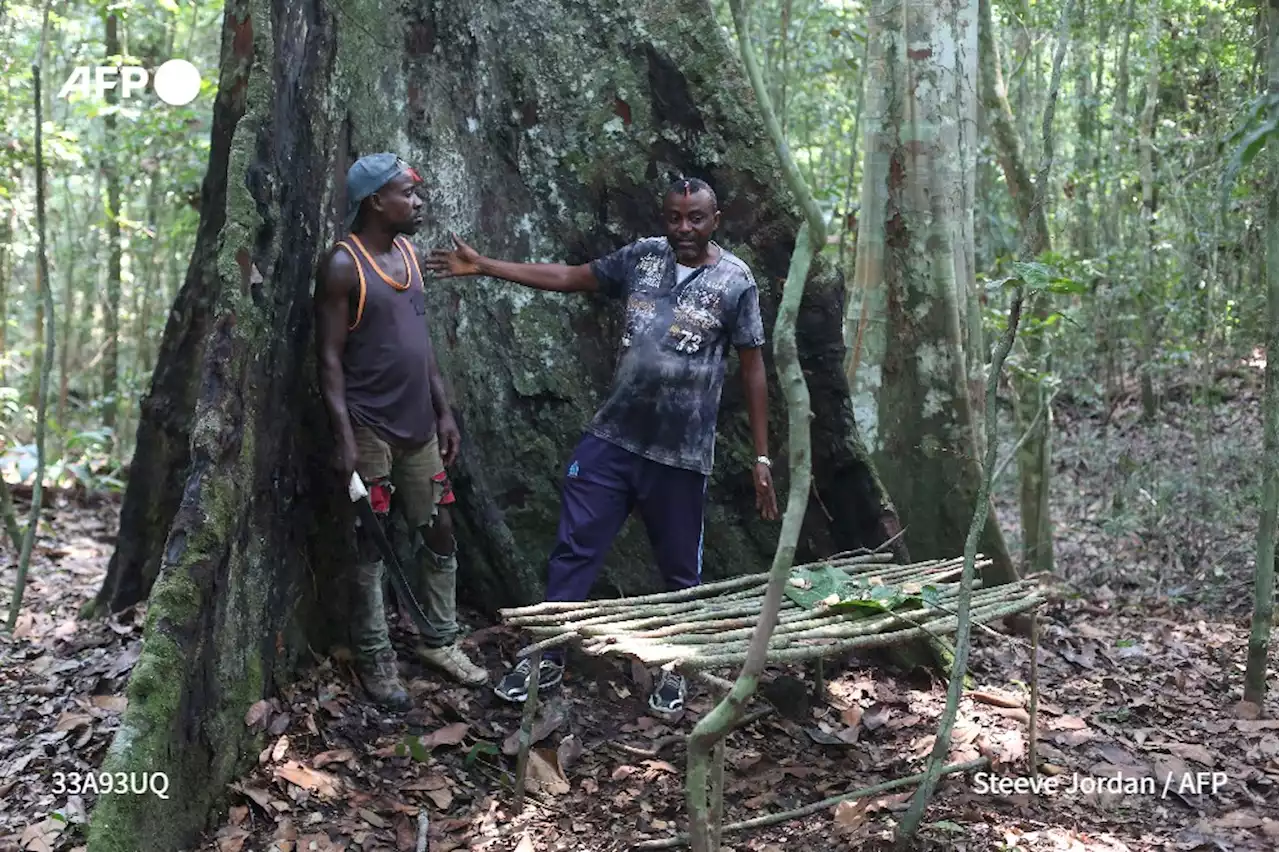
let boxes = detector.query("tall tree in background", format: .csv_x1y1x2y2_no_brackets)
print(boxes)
102,8,122,452
851,0,1018,585
1136,0,1162,420
1243,0,1277,708
85,1,902,847
979,0,1055,574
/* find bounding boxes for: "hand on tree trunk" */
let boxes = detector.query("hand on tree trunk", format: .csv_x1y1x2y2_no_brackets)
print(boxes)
426,233,482,278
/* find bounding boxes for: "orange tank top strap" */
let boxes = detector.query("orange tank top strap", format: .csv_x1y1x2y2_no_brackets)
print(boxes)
398,235,425,287
349,232,412,291
335,239,367,332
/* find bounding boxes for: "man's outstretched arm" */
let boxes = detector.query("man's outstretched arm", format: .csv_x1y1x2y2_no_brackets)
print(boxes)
426,233,599,293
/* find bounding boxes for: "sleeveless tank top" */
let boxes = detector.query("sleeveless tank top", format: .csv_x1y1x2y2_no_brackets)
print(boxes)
335,233,437,449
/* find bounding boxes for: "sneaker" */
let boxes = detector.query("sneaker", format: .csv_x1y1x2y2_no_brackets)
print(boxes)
356,649,411,711
648,669,687,720
417,642,488,685
493,656,564,703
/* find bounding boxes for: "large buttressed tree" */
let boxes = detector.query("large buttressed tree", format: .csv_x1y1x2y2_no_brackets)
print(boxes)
86,0,902,849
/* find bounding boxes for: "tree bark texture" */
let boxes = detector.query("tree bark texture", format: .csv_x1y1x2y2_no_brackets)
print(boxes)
1244,1,1278,706
852,0,1017,585
103,11,122,444
1136,0,1162,419
88,2,902,848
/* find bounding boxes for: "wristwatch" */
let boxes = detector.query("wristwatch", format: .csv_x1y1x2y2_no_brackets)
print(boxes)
755,455,772,468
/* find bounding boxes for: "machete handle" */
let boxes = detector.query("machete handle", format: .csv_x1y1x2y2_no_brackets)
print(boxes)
348,471,368,503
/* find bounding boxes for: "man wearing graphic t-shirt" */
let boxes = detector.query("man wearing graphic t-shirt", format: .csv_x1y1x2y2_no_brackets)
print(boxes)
426,177,778,718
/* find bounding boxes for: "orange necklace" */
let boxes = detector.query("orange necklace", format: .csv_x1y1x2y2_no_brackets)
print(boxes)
350,234,412,291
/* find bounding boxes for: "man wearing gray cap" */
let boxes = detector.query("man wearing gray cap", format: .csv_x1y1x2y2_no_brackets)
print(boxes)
314,153,488,710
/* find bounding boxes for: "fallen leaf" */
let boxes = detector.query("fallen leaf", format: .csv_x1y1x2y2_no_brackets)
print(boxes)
806,727,848,746
245,700,273,729
862,705,892,731
359,808,386,828
557,734,584,775
422,723,469,749
53,713,93,732
886,713,922,730
502,702,568,756
237,785,273,811
1235,701,1261,720
834,798,870,830
216,827,250,852
841,705,863,728
274,761,342,799
312,749,355,769
1051,715,1088,731
1214,811,1263,830
272,735,290,763
394,814,415,850
612,766,638,782
426,787,453,810
515,835,535,852
837,726,861,745
229,805,249,826
1237,719,1279,734
1166,743,1215,767
642,760,678,775
969,690,1023,709
90,695,127,713
527,749,571,795
269,712,292,736
1052,729,1095,747
992,706,1030,724
401,774,449,792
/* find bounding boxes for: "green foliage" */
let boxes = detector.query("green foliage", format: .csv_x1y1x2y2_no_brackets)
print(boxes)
783,564,942,615
465,740,500,766
1221,91,1278,207
0,0,221,468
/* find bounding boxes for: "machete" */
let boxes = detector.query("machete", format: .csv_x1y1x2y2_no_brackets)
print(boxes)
348,472,438,639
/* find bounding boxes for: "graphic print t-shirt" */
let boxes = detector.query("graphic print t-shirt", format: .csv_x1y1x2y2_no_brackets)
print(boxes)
587,237,766,476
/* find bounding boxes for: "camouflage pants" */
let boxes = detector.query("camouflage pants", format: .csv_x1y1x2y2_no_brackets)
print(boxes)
349,425,459,662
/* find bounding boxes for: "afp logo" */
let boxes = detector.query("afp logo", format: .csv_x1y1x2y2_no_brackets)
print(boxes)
57,59,202,106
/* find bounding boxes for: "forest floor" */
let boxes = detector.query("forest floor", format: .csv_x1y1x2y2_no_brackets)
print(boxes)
0,362,1276,852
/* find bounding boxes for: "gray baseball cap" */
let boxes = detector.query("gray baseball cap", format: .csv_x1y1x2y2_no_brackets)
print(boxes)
344,153,419,231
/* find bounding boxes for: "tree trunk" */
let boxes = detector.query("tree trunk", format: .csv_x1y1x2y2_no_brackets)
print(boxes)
103,11,122,450
1136,0,1161,420
953,0,984,449
1244,0,1278,707
1097,0,1135,409
58,175,76,431
854,0,1017,585
1071,0,1094,259
88,3,902,847
978,0,1054,574
136,175,160,377
0,195,9,387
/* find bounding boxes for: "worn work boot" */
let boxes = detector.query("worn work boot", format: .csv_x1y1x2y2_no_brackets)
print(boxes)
417,642,489,686
356,649,411,711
